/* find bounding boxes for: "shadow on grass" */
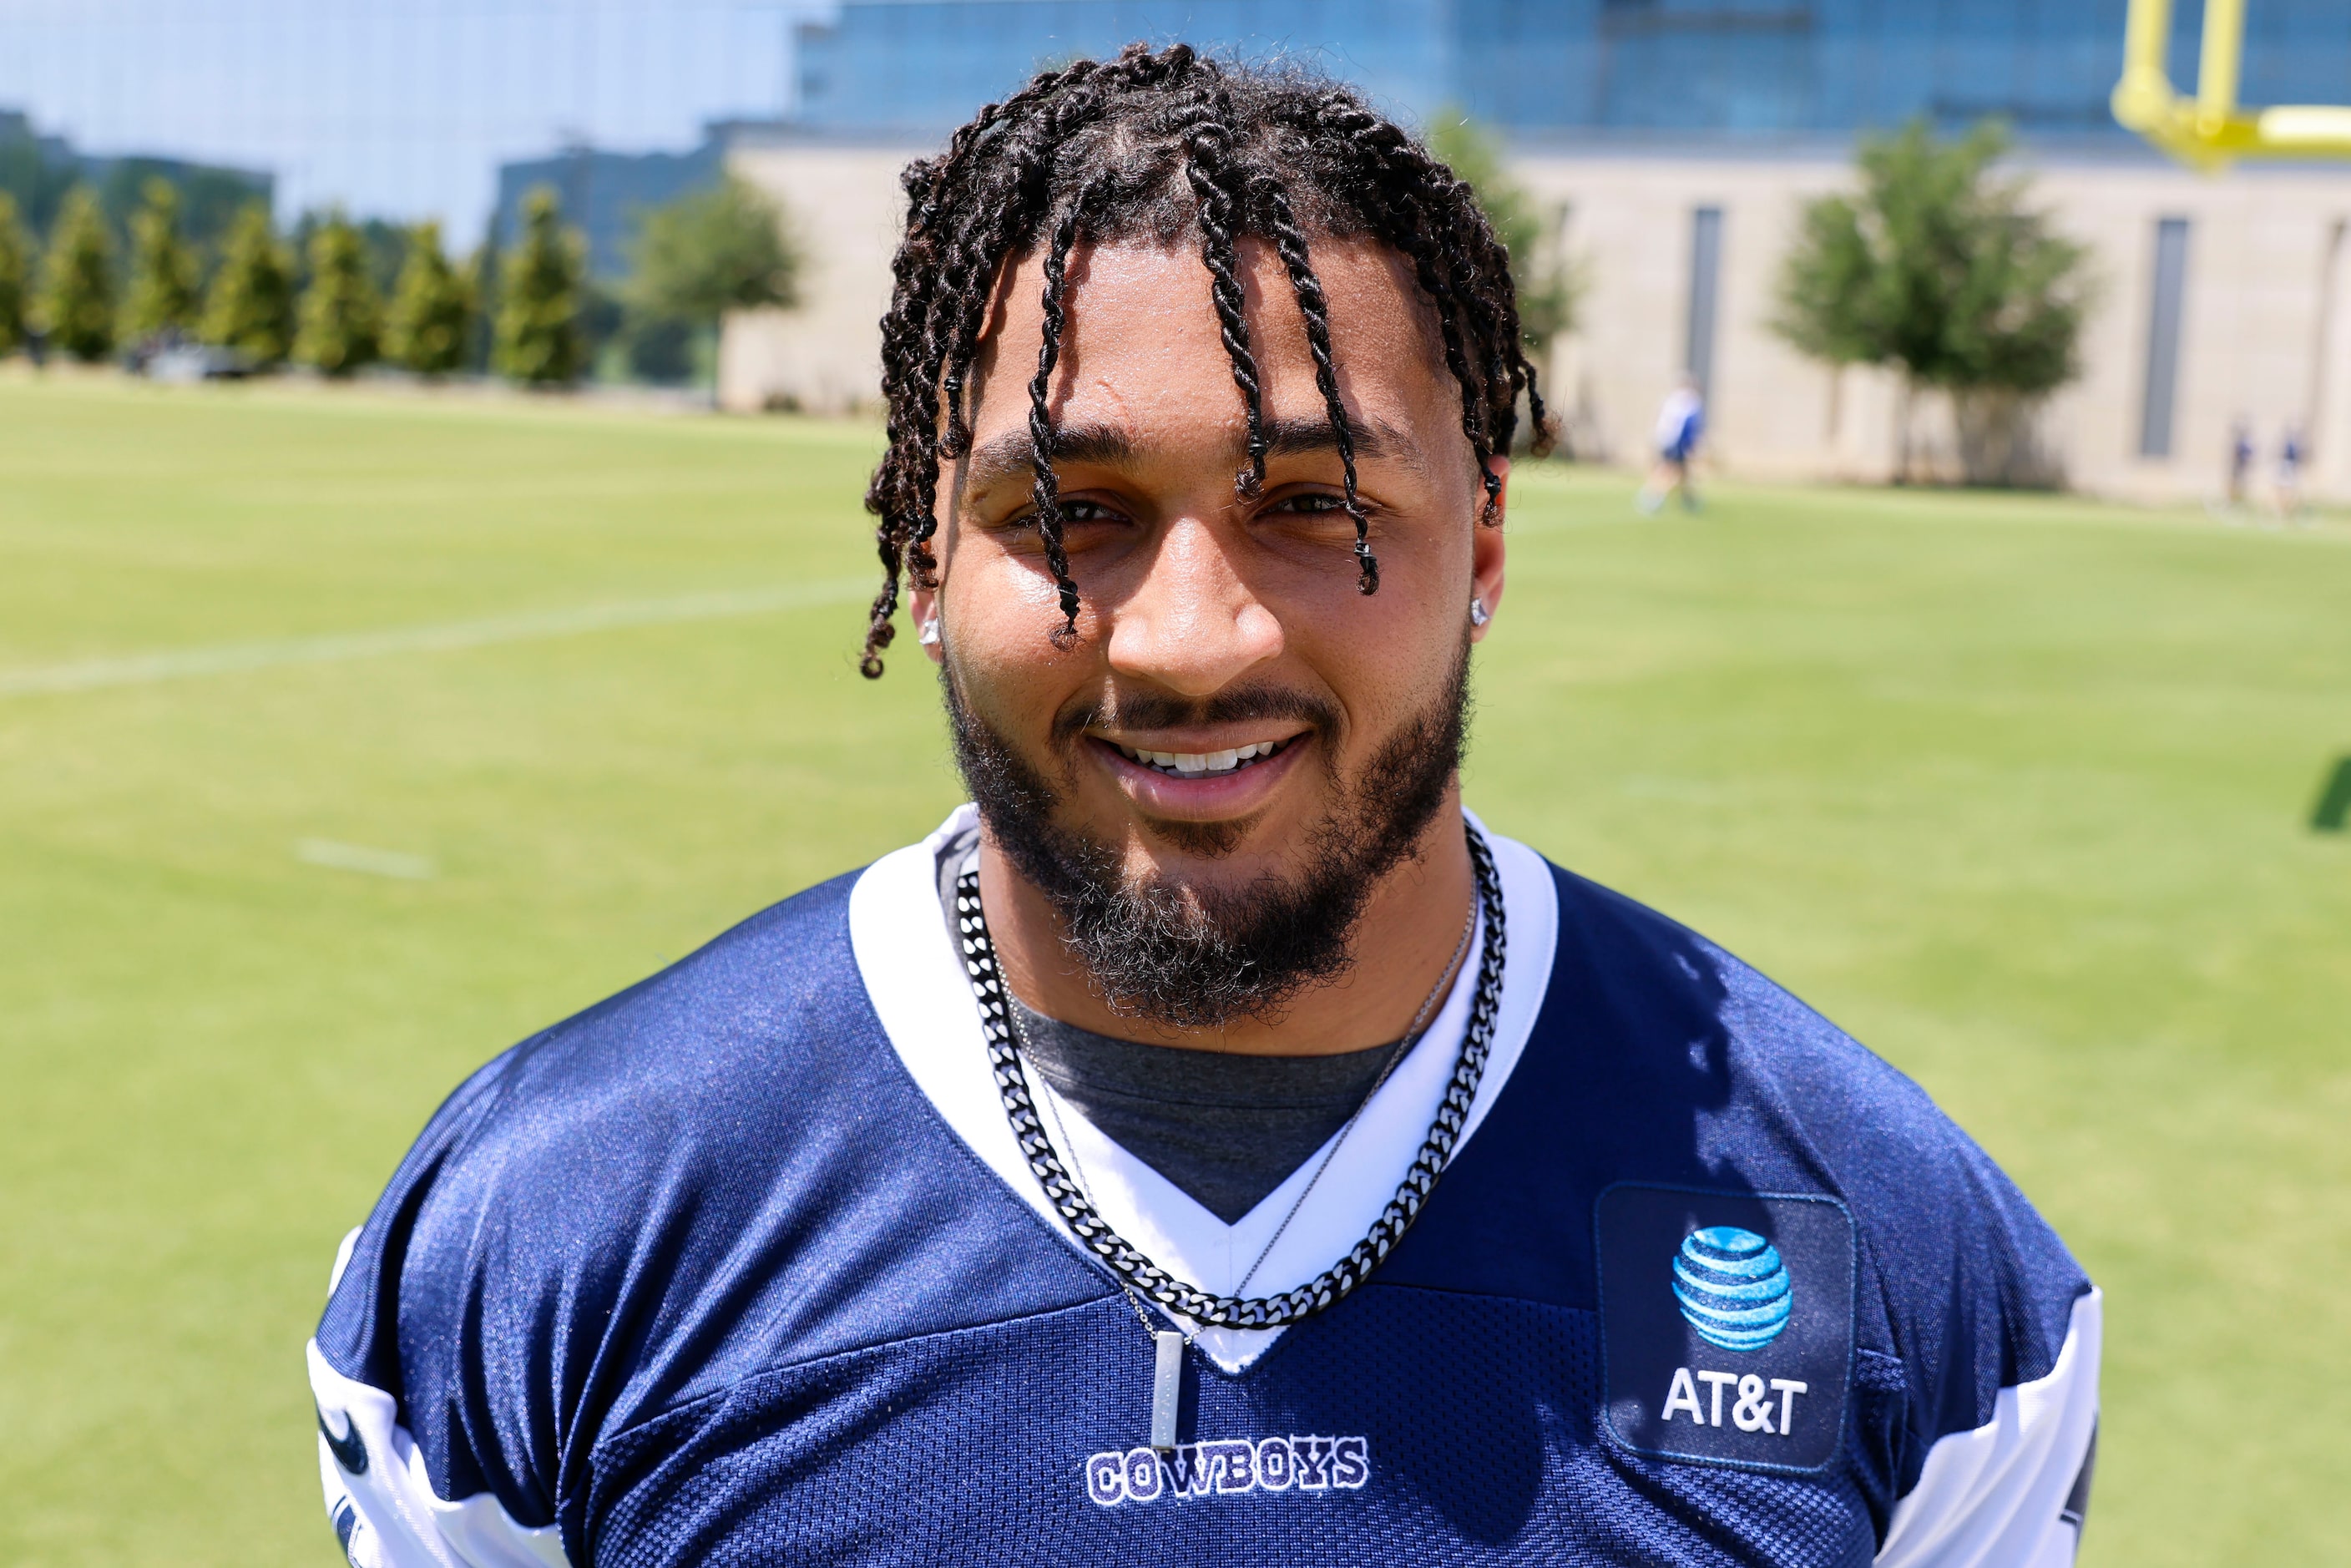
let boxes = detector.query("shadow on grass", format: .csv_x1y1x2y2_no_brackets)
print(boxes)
2312,756,2351,832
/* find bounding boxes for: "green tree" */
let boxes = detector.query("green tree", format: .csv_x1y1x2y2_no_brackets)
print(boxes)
38,186,115,362
463,238,500,373
383,220,472,377
494,187,586,386
118,177,201,343
1772,119,2092,483
293,211,382,377
0,191,30,355
621,175,796,384
625,175,796,321
286,210,407,300
200,203,297,366
1427,113,1580,360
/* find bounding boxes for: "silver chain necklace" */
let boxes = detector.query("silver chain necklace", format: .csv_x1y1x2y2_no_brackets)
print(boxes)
953,820,1508,1446
1015,891,1474,1327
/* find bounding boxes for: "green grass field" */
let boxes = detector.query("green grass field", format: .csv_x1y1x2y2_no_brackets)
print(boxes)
3,372,2346,1563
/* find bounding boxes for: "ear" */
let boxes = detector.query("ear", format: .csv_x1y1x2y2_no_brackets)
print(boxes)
908,579,945,665
1469,456,1508,643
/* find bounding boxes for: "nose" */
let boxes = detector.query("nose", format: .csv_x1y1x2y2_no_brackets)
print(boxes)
1103,515,1285,697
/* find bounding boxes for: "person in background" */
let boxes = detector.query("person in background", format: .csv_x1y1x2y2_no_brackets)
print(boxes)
2275,424,2305,522
2227,419,2254,513
1637,374,1705,514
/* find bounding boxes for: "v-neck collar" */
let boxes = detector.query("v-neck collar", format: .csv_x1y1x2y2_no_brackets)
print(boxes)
849,804,1558,1373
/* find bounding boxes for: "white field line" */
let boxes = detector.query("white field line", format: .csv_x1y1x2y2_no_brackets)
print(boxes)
297,839,436,880
0,576,876,698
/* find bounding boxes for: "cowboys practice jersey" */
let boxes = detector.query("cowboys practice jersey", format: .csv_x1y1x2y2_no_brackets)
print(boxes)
311,808,2099,1566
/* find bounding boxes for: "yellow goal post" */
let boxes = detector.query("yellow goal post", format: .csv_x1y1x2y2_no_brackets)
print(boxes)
2112,0,2351,168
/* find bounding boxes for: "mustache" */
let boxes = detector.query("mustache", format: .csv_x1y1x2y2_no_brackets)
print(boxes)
1049,684,1342,747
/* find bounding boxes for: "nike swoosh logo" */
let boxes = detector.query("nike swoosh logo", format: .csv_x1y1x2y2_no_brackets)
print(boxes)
317,1402,369,1474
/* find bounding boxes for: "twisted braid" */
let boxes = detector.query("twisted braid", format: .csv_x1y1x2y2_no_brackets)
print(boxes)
1312,96,1509,522
1024,181,1105,641
857,159,948,674
933,45,1206,462
934,57,1128,457
1176,75,1272,498
1256,173,1375,591
858,43,1555,676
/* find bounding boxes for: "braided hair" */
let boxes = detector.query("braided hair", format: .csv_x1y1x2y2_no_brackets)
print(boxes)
858,43,1554,678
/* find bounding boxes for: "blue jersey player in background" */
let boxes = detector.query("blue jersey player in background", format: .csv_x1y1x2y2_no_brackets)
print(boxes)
311,45,2097,1567
1638,375,1706,515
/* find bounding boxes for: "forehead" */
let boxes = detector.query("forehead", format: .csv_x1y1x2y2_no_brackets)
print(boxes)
968,234,1456,442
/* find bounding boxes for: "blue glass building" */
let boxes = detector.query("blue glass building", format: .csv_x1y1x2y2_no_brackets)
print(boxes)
795,1,2350,145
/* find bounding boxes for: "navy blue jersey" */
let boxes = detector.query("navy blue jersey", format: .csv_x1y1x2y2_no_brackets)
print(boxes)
311,812,2097,1567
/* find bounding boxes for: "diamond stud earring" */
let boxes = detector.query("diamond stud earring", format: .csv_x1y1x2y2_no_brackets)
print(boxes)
1469,599,1491,628
918,617,941,646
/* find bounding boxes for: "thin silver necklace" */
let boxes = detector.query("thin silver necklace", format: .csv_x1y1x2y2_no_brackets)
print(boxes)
954,820,1507,1447
1015,892,1472,1318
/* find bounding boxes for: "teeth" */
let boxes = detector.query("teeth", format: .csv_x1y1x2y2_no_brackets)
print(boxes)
1112,740,1284,776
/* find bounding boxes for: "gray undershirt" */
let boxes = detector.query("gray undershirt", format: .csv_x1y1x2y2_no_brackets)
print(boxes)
937,829,1399,1223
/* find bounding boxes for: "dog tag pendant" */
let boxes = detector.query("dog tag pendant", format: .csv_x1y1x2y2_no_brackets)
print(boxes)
1150,1331,1184,1451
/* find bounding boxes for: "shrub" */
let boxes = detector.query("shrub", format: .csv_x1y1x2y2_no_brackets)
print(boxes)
1773,120,2094,483
0,191,29,355
119,177,201,343
626,175,796,322
38,186,115,362
200,204,297,366
493,187,584,387
293,212,382,377
383,220,472,377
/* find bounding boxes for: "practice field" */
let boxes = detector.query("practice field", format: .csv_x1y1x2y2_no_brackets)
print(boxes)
2,374,2345,1564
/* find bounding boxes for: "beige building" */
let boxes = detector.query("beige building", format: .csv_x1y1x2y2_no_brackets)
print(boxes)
723,128,2351,505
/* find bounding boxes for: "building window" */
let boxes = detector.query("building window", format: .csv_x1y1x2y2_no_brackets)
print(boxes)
1686,205,1724,398
2139,217,2191,458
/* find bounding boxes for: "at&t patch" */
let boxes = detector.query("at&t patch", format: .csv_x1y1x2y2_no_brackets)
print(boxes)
1596,1183,1855,1474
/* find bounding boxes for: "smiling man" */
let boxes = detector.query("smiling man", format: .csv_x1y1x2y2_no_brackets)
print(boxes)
311,46,2098,1568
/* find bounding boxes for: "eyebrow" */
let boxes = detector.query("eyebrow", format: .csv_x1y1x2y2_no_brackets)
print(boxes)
957,410,1426,500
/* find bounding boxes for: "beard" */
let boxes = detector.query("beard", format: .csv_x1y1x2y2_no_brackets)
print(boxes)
943,644,1470,1029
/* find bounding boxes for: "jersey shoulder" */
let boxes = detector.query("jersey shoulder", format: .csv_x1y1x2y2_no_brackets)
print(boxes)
315,867,1105,1529
1403,857,2088,1491
1567,864,2081,1292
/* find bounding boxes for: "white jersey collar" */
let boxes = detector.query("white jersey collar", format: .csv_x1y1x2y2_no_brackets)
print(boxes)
848,803,1557,1372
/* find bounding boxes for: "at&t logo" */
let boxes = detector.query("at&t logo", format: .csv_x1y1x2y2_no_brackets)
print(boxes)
1661,1226,1809,1439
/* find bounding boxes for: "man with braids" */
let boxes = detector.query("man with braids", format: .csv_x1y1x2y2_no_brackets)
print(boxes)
311,46,2096,1568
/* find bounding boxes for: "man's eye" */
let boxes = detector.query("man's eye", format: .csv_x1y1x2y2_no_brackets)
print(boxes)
1272,493,1348,516
998,498,1121,534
